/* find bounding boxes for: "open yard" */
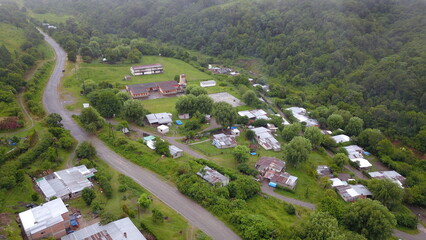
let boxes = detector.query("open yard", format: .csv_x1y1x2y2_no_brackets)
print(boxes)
77,56,212,88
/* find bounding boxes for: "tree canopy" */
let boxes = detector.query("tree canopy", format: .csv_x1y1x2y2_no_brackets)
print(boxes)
284,136,312,167
212,102,237,128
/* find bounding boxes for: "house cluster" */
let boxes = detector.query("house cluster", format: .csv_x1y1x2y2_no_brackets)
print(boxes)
286,107,319,127
208,64,239,76
344,145,372,170
256,157,298,189
238,109,271,121
18,198,145,240
36,165,96,201
142,135,184,158
42,22,57,29
252,127,281,151
197,166,230,187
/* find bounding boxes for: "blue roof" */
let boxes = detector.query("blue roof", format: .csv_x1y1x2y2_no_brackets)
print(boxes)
143,136,156,141
250,152,257,155
269,182,277,188
231,127,237,129
175,120,183,125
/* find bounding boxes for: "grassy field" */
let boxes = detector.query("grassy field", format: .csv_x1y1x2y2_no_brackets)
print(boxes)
78,56,212,87
141,97,180,114
0,23,25,52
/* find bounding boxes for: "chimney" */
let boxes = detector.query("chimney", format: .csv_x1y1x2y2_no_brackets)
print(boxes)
123,232,127,238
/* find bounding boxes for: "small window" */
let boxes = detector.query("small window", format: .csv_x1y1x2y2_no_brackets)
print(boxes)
41,231,45,234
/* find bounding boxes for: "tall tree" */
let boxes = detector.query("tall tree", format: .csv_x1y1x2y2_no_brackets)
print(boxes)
233,145,250,163
304,126,323,148
242,90,257,106
327,114,344,130
367,179,404,210
212,102,237,128
121,99,147,126
281,123,301,142
343,199,396,240
296,211,343,240
284,136,312,167
345,117,364,136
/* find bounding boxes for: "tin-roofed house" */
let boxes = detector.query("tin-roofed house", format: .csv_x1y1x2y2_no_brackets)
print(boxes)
197,166,230,187
270,172,298,190
252,127,281,151
368,171,406,188
62,217,146,240
212,133,237,149
36,165,96,201
335,184,372,202
146,113,173,125
255,157,286,175
316,165,333,178
19,198,69,240
169,145,183,158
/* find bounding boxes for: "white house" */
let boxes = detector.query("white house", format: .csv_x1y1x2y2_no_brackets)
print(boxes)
200,80,216,88
82,103,90,108
157,125,169,134
331,134,351,143
286,107,319,127
231,128,240,136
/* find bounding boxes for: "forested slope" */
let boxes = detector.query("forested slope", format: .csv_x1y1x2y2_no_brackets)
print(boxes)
25,0,426,151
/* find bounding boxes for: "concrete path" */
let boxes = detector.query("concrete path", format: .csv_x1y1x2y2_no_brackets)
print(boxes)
40,30,240,240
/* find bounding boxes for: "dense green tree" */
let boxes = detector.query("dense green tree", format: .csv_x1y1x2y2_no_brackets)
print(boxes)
175,95,196,114
357,128,385,153
332,153,349,169
121,99,147,126
233,145,250,163
242,90,258,106
343,199,396,240
138,193,152,210
115,91,132,104
188,86,207,96
79,107,105,132
127,49,142,63
281,123,301,142
0,45,12,68
367,179,404,210
327,114,344,130
212,102,237,128
229,211,274,240
152,208,164,223
304,126,323,148
195,95,213,114
88,89,121,118
154,139,170,157
45,113,63,127
295,211,343,240
76,141,96,159
284,137,312,167
82,188,96,206
345,117,364,136
245,129,255,140
227,176,260,200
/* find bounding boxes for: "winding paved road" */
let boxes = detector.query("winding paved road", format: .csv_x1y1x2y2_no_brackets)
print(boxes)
40,31,240,240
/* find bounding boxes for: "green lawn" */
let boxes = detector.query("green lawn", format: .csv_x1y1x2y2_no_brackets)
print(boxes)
141,97,179,114
0,23,25,53
78,56,212,87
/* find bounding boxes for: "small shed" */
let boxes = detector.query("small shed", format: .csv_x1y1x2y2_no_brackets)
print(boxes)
83,103,90,108
169,145,183,158
175,120,183,125
122,128,130,134
231,128,240,136
124,75,132,81
268,182,277,188
157,125,169,134
200,80,216,88
178,113,190,119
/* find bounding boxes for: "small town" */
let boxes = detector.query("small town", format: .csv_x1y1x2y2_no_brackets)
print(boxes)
0,1,425,240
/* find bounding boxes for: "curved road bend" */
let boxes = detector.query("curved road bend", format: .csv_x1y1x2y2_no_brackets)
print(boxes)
39,30,241,240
